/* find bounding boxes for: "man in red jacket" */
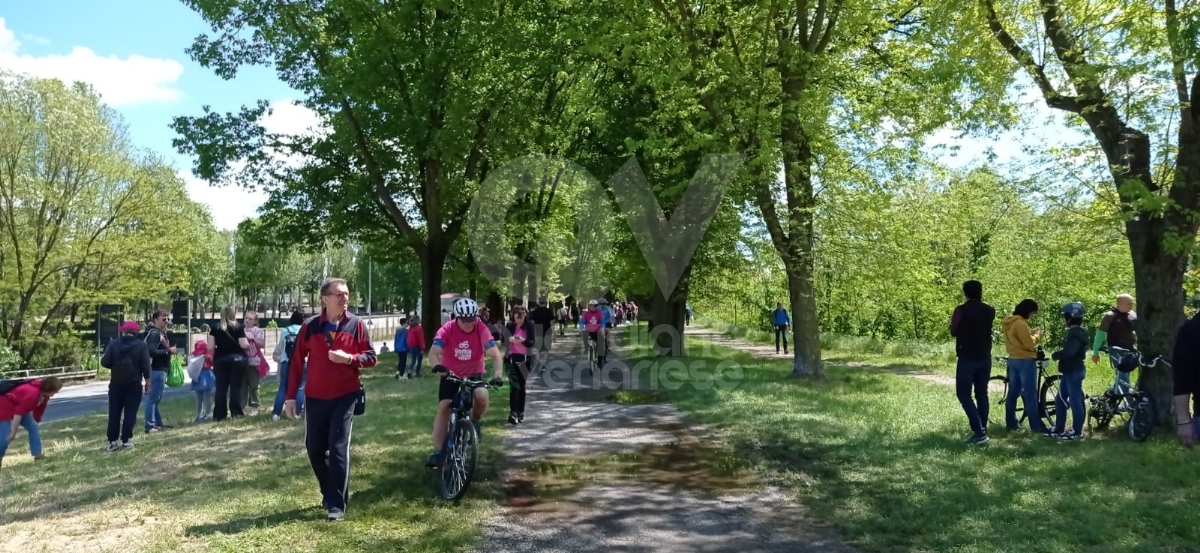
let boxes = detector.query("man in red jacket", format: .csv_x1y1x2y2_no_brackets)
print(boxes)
1,377,64,468
284,277,377,521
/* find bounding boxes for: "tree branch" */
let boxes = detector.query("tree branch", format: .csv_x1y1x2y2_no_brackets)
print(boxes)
980,0,1081,113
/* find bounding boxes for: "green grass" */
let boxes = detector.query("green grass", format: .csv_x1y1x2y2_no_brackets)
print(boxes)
0,353,502,553
619,326,1197,553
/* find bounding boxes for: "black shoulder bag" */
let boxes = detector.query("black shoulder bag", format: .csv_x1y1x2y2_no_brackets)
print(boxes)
324,317,367,416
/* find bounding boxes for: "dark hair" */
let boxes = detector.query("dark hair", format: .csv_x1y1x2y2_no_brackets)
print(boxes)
289,310,305,325
963,280,983,300
41,376,64,394
1013,299,1039,319
153,309,171,321
320,277,348,296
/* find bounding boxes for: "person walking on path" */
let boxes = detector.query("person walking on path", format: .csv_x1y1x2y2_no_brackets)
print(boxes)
143,310,176,433
284,277,378,521
393,318,410,379
505,306,536,425
273,310,307,420
0,377,63,468
1001,299,1048,433
102,321,152,451
529,297,555,371
1091,294,1138,391
406,317,426,377
950,280,997,445
208,306,251,421
772,302,790,355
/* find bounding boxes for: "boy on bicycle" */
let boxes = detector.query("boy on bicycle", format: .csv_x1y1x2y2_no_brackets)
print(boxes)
580,300,606,371
425,298,504,469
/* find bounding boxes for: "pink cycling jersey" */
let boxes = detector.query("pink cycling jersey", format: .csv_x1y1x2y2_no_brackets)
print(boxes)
433,319,496,377
581,309,603,332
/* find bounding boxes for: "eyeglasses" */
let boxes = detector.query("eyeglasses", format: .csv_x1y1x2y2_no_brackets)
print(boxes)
324,292,350,298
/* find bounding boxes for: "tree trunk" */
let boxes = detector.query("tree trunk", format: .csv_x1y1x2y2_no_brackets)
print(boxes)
1127,218,1188,419
528,267,540,306
649,266,693,357
419,247,448,345
513,263,528,306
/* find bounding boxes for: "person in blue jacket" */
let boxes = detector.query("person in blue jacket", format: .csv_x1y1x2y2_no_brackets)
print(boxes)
772,302,791,354
599,299,614,328
394,318,409,379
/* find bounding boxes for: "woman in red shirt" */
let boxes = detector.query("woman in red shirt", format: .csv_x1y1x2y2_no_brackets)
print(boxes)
1,377,64,468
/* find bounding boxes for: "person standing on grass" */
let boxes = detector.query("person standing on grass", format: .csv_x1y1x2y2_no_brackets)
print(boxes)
1001,299,1048,433
283,277,377,522
0,377,63,468
208,306,251,421
406,316,426,377
1173,297,1200,448
772,301,791,355
102,321,152,451
393,318,409,379
242,311,267,416
1091,294,1138,391
143,310,176,434
1047,302,1089,441
190,340,215,422
950,280,997,445
273,310,307,421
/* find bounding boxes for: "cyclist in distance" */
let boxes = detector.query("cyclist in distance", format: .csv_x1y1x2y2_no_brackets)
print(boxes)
580,300,605,370
425,298,504,469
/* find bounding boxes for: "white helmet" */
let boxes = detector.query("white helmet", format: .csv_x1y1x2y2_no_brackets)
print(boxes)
452,297,480,318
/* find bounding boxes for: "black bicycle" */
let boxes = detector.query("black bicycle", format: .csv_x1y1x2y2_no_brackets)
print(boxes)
432,368,502,501
990,346,1059,429
1088,346,1160,442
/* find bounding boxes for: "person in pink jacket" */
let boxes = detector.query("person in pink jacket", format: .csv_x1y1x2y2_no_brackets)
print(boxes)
0,377,63,468
405,317,426,377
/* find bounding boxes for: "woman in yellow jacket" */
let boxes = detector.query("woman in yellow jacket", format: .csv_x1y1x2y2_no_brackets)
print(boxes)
1001,299,1049,433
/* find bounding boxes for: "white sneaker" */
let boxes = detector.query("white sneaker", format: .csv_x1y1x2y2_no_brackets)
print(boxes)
273,415,280,422
121,440,136,449
105,441,121,452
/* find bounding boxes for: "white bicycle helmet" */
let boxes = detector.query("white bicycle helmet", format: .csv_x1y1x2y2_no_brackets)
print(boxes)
452,297,480,318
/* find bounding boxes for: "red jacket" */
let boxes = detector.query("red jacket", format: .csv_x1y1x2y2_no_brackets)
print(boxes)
0,379,49,422
288,312,377,401
406,324,426,351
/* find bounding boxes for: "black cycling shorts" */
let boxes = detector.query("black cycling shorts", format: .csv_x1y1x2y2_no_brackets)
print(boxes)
439,373,485,402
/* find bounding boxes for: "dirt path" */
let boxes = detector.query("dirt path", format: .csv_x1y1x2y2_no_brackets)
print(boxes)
682,326,958,387
475,328,857,553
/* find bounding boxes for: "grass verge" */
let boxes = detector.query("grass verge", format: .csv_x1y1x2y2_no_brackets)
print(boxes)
620,327,1197,553
1,353,502,553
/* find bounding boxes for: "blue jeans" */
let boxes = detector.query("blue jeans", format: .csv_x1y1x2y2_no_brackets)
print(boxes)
395,350,409,375
956,357,991,435
20,413,41,457
1005,358,1047,432
408,349,424,376
1054,369,1087,435
273,359,306,417
145,370,167,430
0,420,10,467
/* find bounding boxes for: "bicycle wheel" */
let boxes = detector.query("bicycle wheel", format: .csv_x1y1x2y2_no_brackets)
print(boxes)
1038,375,1060,431
1086,396,1114,431
987,376,1011,426
437,418,479,500
1127,392,1156,442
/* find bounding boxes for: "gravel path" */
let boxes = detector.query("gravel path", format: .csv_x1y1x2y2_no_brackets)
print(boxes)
474,327,857,553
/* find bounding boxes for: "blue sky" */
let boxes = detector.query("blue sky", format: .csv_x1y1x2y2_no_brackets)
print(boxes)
0,1,1086,231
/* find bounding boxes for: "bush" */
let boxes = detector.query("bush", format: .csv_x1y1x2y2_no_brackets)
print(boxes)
0,341,20,377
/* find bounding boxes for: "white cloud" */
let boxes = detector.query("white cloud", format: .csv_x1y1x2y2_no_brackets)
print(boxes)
180,171,269,231
0,17,183,106
20,34,50,46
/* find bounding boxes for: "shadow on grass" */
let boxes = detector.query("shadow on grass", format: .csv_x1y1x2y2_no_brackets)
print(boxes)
185,506,321,536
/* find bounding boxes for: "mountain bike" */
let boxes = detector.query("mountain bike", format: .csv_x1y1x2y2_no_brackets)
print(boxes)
581,328,603,374
990,346,1059,429
431,368,502,501
1088,346,1160,442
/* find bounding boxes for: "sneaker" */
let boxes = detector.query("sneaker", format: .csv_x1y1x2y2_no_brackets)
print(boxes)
159,424,173,430
248,408,260,417
1059,430,1082,441
1043,430,1063,439
145,427,160,434
32,455,45,461
105,441,122,452
426,450,443,469
968,433,989,445
272,415,280,422
121,440,136,449
508,412,519,425
517,412,524,423
327,509,344,521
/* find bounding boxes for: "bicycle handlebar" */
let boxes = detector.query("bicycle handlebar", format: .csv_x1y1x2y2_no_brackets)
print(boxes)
433,366,504,388
1099,346,1171,369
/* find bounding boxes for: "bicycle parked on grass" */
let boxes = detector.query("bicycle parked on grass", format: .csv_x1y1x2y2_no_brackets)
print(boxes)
431,367,503,501
991,346,1060,430
1088,346,1159,442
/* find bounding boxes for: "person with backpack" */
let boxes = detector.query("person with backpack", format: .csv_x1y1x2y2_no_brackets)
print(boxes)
143,310,176,433
393,318,410,379
101,321,152,450
190,340,215,422
273,310,307,421
0,376,64,468
406,316,426,377
283,277,378,521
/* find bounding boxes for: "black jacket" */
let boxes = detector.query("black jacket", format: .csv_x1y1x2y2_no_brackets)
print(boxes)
1052,326,1089,374
1173,314,1200,397
144,328,172,371
951,299,996,359
530,306,554,334
101,335,152,386
503,320,536,359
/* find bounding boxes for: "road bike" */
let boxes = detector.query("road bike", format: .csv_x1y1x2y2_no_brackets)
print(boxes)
431,368,502,501
990,346,1059,430
581,328,606,374
1088,346,1160,442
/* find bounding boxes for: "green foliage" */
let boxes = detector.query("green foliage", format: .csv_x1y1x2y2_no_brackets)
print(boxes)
0,341,20,376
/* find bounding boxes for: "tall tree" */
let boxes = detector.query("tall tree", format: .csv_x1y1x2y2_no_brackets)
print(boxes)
978,0,1200,413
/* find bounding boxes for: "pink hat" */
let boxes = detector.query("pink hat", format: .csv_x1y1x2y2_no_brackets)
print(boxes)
120,320,140,333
